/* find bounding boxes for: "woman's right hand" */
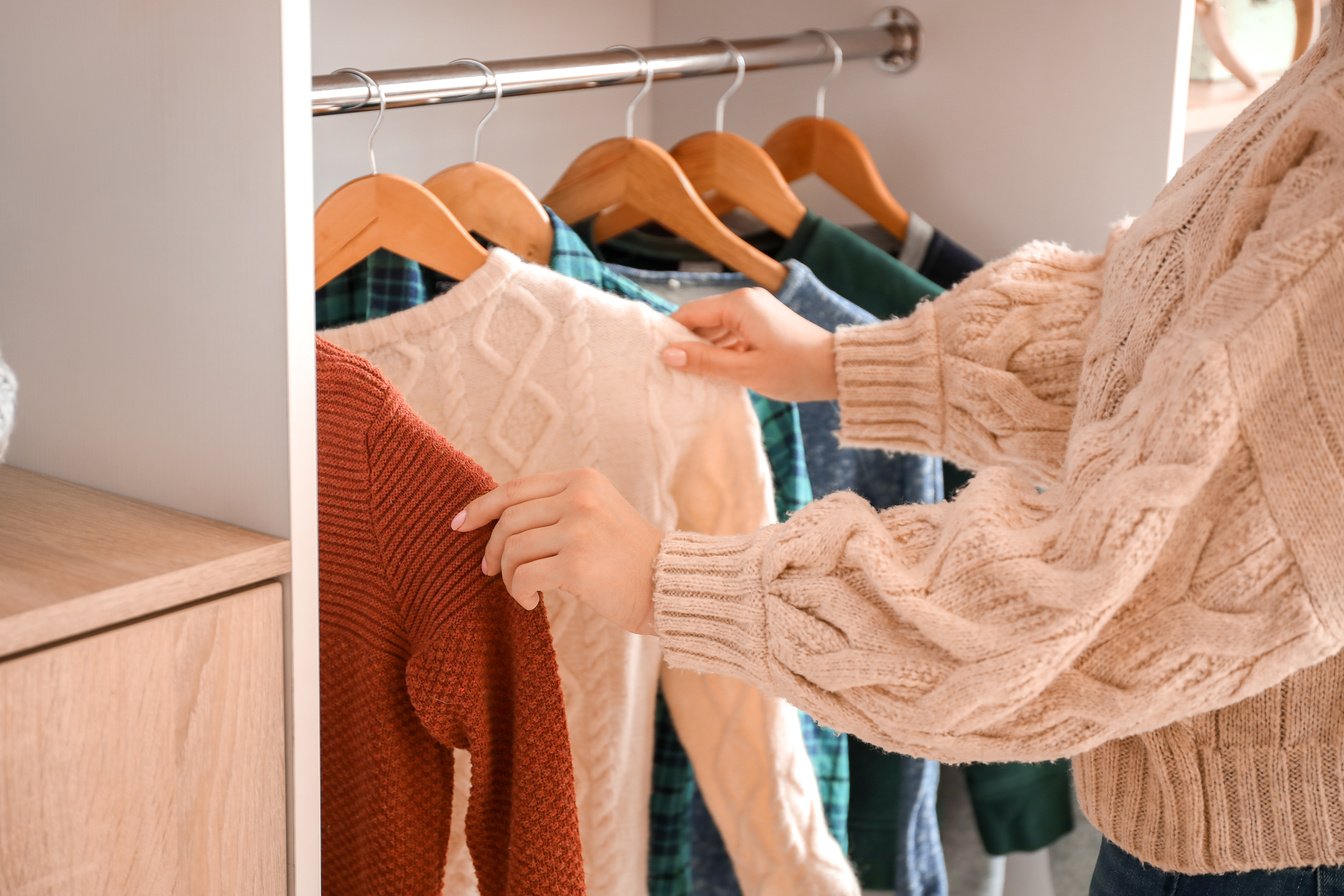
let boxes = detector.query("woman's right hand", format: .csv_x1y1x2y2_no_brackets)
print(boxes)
660,288,837,403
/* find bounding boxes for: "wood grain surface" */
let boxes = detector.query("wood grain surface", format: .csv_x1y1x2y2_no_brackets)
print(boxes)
0,584,287,895
0,465,290,657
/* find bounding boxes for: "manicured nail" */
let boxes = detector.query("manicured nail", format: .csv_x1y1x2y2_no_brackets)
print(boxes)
451,510,466,530
534,591,542,608
481,556,489,575
662,347,687,368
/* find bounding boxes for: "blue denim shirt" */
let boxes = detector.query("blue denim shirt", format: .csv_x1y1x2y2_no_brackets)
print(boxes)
609,259,948,896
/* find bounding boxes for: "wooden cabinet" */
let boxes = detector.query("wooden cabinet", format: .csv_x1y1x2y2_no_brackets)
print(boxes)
0,585,287,894
0,466,291,895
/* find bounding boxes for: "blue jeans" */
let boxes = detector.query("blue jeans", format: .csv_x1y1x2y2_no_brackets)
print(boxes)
1090,839,1344,895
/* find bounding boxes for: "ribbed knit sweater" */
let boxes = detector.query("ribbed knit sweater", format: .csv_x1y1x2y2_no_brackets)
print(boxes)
653,23,1344,876
315,338,585,894
323,250,858,895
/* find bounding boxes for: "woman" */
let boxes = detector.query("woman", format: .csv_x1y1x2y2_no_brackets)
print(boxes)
453,17,1344,895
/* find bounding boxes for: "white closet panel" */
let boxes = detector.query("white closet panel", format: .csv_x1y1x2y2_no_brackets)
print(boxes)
0,0,301,536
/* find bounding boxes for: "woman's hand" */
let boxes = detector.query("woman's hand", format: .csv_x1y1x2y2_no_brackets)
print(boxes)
452,468,662,635
661,288,837,403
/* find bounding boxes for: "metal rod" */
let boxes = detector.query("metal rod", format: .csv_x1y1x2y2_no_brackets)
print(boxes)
312,14,920,116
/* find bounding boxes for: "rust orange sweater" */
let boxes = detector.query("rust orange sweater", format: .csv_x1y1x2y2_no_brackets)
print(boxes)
316,337,585,895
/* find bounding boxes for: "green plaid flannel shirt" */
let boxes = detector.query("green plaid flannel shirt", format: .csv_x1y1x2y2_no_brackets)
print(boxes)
315,249,454,328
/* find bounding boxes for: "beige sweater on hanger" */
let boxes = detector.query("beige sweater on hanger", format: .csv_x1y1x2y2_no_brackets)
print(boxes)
653,19,1344,877
323,250,858,896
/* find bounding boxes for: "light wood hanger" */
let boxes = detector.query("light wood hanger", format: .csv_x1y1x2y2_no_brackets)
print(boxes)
592,39,806,243
315,69,487,289
422,59,553,265
543,45,787,292
709,30,910,244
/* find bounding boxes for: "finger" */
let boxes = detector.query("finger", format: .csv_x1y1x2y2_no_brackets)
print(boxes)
710,333,746,350
482,494,567,575
669,292,748,333
511,556,565,611
453,470,573,532
661,340,755,380
499,525,565,593
696,325,733,342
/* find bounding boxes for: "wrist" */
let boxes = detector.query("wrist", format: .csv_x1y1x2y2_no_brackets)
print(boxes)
634,526,663,636
635,603,656,637
809,332,838,402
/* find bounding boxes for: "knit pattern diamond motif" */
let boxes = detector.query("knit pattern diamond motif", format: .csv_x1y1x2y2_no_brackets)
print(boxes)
323,250,858,895
316,338,585,895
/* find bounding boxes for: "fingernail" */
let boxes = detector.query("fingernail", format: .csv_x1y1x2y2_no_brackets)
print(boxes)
534,591,543,608
481,556,489,575
663,347,687,368
451,510,466,530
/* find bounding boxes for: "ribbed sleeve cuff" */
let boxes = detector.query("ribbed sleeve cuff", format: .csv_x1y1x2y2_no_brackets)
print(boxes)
652,530,775,690
834,303,945,455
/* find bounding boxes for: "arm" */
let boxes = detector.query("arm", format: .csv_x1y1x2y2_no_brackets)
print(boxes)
835,238,1106,484
458,215,1344,768
663,232,1118,484
654,291,1343,763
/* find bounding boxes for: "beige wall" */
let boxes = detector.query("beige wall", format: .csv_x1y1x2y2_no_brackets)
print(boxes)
312,1,1190,259
652,1,1190,258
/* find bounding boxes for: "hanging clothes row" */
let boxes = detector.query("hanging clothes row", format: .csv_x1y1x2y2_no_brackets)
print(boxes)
312,17,1078,896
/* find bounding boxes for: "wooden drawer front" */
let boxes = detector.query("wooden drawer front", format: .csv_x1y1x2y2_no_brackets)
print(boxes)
0,583,287,895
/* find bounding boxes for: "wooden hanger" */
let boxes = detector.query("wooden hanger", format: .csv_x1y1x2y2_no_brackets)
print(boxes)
761,116,908,243
315,69,487,289
709,30,910,243
543,46,787,292
422,59,553,265
592,39,806,243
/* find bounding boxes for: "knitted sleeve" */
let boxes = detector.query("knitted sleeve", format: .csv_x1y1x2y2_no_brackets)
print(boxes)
660,374,859,895
835,235,1114,486
652,250,1344,764
366,390,585,896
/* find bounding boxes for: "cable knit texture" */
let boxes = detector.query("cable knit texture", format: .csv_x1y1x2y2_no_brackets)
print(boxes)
315,339,584,895
654,23,1344,876
323,250,858,896
0,348,14,460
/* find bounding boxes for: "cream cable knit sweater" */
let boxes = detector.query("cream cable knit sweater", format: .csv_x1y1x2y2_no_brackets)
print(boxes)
654,25,1344,877
323,250,857,896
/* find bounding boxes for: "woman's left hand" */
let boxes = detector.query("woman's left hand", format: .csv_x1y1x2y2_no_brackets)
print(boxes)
452,468,663,636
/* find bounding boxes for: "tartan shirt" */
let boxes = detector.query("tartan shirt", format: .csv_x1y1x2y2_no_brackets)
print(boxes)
314,217,848,896
314,249,453,328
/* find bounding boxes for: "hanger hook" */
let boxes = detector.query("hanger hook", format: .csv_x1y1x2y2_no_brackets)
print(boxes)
333,67,386,175
450,58,502,163
699,38,746,133
801,29,843,119
606,45,653,139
